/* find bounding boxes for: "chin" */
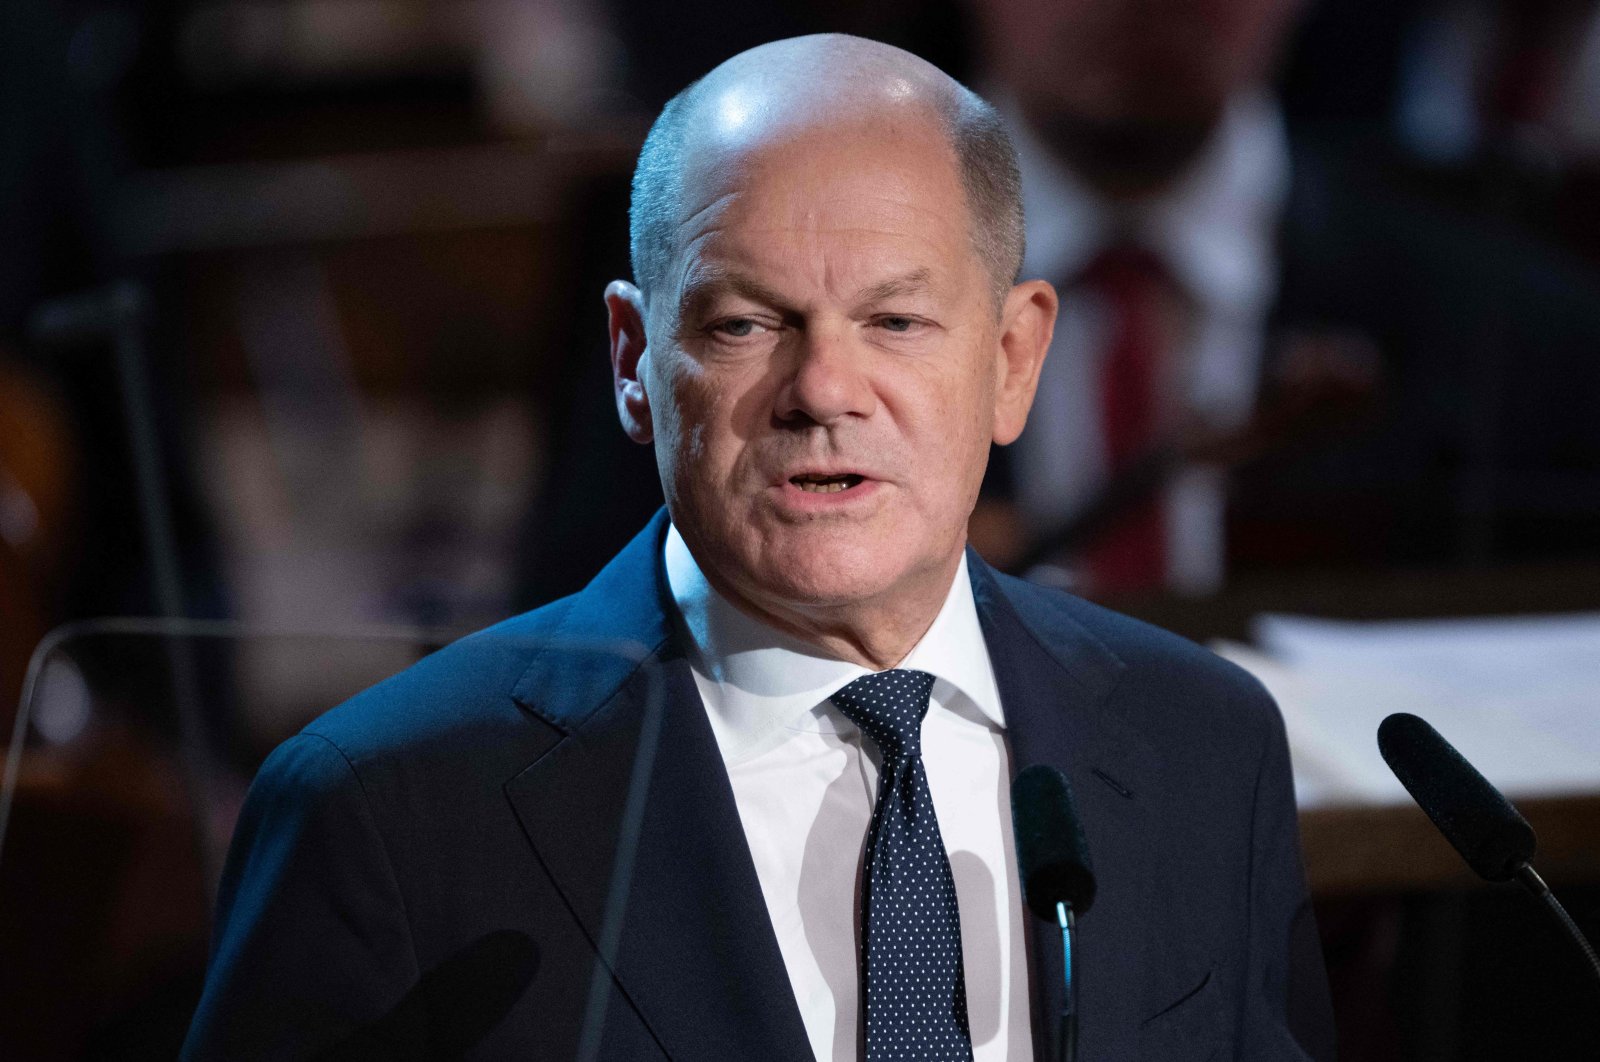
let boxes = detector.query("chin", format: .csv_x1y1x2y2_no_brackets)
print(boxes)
749,527,940,609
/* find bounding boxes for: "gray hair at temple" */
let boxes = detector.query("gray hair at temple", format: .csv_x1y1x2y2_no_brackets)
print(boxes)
627,59,1026,310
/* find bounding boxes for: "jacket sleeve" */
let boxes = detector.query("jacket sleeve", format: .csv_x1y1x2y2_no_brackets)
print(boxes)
182,733,422,1060
1238,699,1338,1061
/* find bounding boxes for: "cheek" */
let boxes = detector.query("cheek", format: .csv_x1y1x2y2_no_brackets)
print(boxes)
643,353,699,484
955,367,1003,482
654,356,764,484
943,349,1000,436
902,358,996,488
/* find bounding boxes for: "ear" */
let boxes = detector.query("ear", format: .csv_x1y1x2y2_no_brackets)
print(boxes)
606,280,654,444
991,279,1058,445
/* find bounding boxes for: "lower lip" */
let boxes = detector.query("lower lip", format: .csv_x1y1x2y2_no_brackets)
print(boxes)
771,478,882,513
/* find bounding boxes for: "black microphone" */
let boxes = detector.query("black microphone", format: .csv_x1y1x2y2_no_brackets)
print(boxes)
1376,712,1536,881
1377,712,1600,994
1013,764,1096,917
1012,764,1095,1062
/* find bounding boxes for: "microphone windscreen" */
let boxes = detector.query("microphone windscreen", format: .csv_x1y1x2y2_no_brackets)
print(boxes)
1377,712,1537,882
1011,764,1096,920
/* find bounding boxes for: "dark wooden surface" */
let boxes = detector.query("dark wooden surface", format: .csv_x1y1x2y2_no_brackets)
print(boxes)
1301,793,1600,895
1108,560,1600,645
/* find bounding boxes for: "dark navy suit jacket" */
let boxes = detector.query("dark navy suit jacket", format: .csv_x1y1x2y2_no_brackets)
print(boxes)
184,510,1335,1060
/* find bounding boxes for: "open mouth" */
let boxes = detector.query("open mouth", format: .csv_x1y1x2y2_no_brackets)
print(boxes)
790,473,866,494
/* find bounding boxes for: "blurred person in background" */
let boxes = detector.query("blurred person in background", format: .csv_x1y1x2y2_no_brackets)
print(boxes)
967,0,1600,596
963,7,1600,1058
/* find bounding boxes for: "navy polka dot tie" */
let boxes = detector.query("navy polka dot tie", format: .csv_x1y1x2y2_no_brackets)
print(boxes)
832,669,974,1061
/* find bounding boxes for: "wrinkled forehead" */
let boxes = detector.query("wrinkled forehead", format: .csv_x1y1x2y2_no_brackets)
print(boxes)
658,102,972,298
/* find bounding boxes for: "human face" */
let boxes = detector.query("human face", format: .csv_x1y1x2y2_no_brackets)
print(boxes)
979,0,1301,130
611,116,1051,637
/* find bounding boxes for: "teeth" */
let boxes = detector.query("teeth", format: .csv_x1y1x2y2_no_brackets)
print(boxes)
794,475,858,493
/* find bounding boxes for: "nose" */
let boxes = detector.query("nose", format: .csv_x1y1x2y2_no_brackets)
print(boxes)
774,326,877,427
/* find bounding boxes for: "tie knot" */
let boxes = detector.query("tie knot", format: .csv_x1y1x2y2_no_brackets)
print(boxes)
830,669,936,760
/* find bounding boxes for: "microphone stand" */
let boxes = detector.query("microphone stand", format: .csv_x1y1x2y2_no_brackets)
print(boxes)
1057,901,1078,1062
1512,863,1600,992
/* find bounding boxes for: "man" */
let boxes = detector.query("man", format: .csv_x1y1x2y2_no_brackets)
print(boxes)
184,35,1333,1060
970,0,1600,594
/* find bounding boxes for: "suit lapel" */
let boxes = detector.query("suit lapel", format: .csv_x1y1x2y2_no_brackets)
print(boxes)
503,512,812,1061
502,525,1171,1060
970,554,1162,1062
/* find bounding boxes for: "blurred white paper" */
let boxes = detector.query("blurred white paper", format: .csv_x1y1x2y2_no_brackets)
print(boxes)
1212,612,1600,809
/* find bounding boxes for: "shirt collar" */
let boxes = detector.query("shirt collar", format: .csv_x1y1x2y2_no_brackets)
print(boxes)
1007,90,1290,317
664,523,1005,763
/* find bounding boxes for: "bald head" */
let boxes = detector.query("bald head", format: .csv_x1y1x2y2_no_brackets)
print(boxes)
629,35,1024,307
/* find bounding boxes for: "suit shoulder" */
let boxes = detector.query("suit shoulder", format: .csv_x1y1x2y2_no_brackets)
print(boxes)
991,570,1278,727
248,730,366,805
300,598,577,769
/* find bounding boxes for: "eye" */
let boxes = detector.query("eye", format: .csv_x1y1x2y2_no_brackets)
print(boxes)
873,314,930,335
710,317,765,338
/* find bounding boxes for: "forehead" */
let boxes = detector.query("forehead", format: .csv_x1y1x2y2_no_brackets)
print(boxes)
667,116,977,294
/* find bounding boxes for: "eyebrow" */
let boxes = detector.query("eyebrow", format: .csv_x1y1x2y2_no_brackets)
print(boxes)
856,268,935,304
678,266,938,320
677,265,789,321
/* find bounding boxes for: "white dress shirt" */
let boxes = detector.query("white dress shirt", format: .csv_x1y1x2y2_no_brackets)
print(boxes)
664,524,1034,1061
1005,93,1291,594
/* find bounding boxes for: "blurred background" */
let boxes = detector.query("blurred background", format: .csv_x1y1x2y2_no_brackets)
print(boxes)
2,0,1599,1057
